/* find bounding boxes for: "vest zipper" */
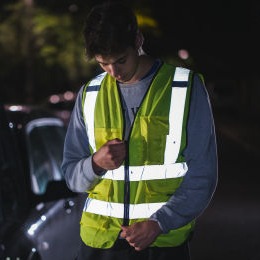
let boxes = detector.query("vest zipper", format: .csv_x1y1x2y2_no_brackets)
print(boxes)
123,140,130,226
117,83,130,226
120,62,162,226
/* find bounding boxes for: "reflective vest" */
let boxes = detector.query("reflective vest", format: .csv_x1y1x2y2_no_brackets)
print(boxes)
81,63,195,249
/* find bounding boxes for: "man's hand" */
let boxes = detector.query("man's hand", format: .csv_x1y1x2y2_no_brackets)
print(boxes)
92,138,126,174
120,220,162,251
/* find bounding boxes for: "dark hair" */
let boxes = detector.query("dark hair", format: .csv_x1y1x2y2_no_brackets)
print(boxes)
83,2,138,59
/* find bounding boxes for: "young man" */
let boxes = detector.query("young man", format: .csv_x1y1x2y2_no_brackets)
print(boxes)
61,2,218,260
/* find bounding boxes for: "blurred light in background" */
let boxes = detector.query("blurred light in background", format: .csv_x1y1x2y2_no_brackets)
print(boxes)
49,95,60,104
178,49,189,60
8,105,23,111
64,91,75,101
49,91,75,104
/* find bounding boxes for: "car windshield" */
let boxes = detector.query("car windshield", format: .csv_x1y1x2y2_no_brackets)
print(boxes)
26,118,66,195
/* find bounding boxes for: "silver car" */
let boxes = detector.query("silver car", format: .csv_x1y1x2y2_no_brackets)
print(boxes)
0,104,86,260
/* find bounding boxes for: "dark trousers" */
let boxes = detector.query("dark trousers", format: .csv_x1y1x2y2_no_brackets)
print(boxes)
75,238,190,260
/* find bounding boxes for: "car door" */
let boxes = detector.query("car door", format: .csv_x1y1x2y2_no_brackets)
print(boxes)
24,117,85,260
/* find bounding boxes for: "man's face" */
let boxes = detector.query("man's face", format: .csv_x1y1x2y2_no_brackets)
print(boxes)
95,47,139,83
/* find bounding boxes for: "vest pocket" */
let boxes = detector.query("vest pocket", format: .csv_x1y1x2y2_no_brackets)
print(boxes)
145,178,183,200
139,116,168,164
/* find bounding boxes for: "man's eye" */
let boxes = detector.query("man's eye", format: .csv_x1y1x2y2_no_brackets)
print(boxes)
100,63,108,68
117,59,126,64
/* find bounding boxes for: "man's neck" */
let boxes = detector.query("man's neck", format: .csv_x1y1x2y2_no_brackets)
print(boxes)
125,55,155,84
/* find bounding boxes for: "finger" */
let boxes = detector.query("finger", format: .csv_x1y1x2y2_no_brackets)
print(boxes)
129,241,143,251
108,142,126,155
120,226,130,238
107,138,124,145
121,225,128,231
120,233,126,239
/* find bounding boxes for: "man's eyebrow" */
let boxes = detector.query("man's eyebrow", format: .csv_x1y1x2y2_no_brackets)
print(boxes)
96,54,127,65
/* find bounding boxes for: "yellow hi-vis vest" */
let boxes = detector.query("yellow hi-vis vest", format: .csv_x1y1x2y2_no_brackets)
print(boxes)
81,63,195,249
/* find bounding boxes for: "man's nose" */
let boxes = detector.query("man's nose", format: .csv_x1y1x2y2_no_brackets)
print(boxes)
109,64,118,77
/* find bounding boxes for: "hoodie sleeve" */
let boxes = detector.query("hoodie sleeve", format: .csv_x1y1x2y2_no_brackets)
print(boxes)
150,73,218,233
61,86,101,193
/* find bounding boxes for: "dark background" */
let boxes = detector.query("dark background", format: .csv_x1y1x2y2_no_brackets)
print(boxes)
1,1,260,259
1,0,259,109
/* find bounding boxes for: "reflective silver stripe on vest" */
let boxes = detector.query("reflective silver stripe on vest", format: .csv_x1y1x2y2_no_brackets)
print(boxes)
102,162,187,181
83,198,165,219
84,72,107,152
164,67,190,164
